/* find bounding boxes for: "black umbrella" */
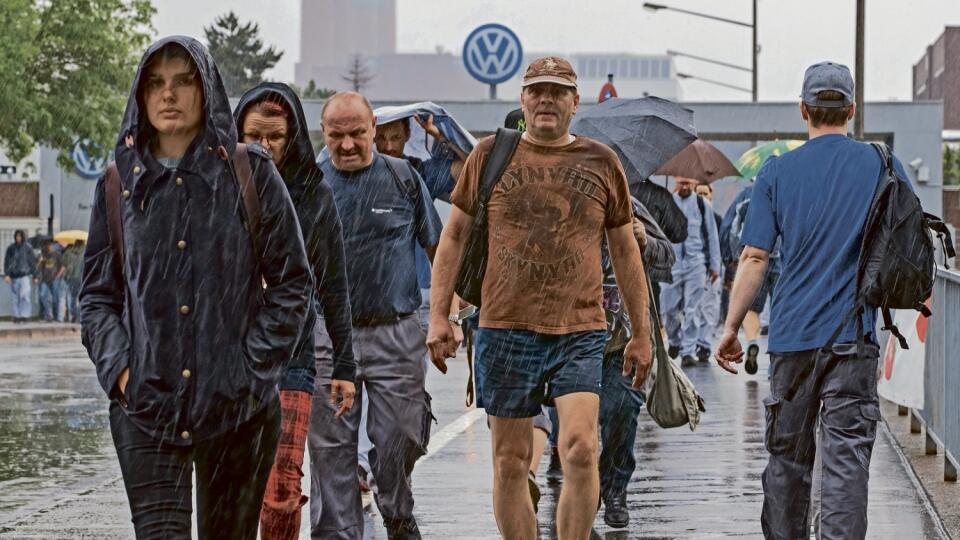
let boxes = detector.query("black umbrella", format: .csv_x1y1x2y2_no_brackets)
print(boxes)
27,234,52,249
571,96,697,185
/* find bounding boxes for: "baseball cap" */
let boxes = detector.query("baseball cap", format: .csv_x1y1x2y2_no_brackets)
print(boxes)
521,56,578,89
801,62,854,108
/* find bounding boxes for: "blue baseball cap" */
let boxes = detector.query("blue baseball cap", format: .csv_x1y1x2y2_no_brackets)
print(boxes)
801,62,854,108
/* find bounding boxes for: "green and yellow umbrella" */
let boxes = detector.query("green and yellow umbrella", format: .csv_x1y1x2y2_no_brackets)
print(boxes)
735,140,805,179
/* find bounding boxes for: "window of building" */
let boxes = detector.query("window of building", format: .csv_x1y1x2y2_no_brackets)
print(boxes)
661,59,671,78
588,58,598,79
641,59,650,78
630,59,639,78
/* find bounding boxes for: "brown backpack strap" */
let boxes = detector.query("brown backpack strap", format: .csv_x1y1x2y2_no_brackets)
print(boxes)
104,163,125,275
231,143,262,258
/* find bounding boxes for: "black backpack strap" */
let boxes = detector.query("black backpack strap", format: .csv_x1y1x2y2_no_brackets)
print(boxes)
477,128,522,209
783,302,863,401
881,307,909,350
383,154,420,206
697,194,710,267
232,144,261,255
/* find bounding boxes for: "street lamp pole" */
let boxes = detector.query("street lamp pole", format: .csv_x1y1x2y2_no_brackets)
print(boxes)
854,0,865,138
644,1,758,102
676,73,753,94
752,0,758,102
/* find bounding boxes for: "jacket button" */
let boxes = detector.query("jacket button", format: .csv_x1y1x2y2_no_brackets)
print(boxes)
176,177,183,186
133,166,141,174
177,240,186,250
180,430,190,440
182,369,191,379
180,305,190,315
122,190,131,199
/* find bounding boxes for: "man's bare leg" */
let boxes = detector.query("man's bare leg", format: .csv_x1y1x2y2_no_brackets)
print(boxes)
489,416,537,540
530,426,548,475
743,310,761,341
554,392,601,539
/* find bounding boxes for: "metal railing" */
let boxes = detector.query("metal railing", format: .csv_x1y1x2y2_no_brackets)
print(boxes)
907,267,960,481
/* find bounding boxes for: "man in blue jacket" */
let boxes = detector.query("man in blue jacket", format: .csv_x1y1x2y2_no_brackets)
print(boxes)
80,37,311,540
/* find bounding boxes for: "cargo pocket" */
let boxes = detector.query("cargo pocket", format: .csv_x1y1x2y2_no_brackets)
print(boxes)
418,391,438,455
763,395,788,455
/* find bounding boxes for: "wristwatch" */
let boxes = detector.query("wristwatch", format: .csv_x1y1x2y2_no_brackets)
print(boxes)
448,305,477,325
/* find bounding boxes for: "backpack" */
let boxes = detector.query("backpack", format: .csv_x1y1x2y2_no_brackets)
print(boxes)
454,128,522,307
727,196,751,261
859,143,955,348
382,154,422,208
104,143,261,276
784,142,955,401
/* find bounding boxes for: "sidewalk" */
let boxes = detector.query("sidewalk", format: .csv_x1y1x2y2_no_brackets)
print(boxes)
0,321,79,341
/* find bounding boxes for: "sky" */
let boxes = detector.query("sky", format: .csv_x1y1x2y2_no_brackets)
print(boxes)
153,0,960,102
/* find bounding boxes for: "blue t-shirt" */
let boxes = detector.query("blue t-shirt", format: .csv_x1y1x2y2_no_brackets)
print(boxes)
322,153,444,321
413,157,454,289
740,134,911,352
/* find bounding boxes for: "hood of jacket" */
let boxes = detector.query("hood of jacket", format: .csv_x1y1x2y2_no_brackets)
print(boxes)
233,82,320,197
114,36,237,188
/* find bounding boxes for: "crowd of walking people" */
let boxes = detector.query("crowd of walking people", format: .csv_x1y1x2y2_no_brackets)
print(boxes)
67,34,946,540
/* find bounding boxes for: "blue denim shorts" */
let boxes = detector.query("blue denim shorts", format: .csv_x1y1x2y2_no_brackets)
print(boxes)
474,328,606,418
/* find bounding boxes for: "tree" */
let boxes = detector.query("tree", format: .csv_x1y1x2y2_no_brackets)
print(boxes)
204,11,283,97
944,144,960,186
0,0,155,168
292,80,337,100
341,55,374,93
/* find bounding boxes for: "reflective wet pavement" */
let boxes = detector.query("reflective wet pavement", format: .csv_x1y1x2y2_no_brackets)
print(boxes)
0,338,947,539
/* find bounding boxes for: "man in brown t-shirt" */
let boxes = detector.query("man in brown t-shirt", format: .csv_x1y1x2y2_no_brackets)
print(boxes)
427,57,652,539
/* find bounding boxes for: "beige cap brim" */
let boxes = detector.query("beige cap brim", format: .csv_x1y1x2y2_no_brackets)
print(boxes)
521,76,578,88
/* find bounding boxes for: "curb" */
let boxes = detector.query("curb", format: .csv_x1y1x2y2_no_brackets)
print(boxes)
0,324,80,341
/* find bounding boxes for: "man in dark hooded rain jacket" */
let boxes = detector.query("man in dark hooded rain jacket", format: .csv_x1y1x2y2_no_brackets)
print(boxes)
4,230,37,323
234,83,357,540
80,37,311,540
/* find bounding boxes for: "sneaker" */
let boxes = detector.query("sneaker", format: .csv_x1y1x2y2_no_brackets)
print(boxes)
745,342,759,375
668,345,680,359
527,471,540,514
681,355,696,368
545,446,563,484
602,493,630,529
696,345,711,363
383,517,421,540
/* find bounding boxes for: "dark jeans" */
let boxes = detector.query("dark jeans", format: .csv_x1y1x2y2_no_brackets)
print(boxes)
598,348,645,500
109,398,281,540
762,345,880,540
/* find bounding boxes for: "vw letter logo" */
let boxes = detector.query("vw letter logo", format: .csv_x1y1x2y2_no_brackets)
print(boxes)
72,142,110,180
463,23,523,85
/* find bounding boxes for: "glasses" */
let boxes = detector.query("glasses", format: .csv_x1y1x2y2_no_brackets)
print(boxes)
241,132,288,147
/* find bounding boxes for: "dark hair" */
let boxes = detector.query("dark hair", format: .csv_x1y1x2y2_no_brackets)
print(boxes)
804,90,852,128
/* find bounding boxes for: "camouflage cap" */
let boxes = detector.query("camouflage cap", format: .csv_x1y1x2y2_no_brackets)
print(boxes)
521,56,578,89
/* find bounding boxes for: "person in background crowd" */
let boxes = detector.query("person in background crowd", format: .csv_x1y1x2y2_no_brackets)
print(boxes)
660,177,721,367
4,230,37,323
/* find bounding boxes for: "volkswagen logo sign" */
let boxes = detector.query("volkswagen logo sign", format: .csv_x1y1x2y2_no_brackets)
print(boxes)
72,141,110,180
463,23,523,86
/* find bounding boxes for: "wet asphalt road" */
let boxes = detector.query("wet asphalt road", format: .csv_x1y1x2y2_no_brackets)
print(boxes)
0,338,946,539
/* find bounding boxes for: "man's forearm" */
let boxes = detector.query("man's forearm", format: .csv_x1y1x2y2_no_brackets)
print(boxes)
723,251,769,332
429,227,469,322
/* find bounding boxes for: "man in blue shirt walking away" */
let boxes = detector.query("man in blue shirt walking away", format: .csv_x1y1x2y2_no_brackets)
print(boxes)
716,62,913,539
